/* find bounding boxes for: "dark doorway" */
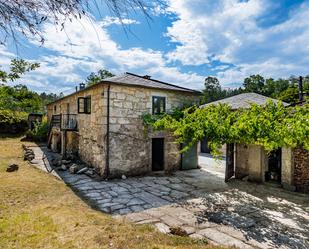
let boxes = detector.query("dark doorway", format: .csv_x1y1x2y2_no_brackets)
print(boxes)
225,143,235,182
152,138,164,171
265,149,282,183
201,137,211,153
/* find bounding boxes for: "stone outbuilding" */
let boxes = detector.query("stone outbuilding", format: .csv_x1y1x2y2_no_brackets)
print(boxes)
47,72,200,178
28,113,43,130
200,93,309,193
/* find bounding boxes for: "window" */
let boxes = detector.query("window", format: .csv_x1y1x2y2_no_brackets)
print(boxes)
53,105,57,113
78,96,91,114
152,96,166,115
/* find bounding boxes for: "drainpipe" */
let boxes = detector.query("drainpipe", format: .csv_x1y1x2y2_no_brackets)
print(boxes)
104,84,111,178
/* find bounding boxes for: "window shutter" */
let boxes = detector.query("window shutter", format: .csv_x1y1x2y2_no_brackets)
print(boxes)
78,97,85,113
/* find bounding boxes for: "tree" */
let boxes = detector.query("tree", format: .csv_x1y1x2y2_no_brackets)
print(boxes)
0,84,41,113
277,76,309,103
201,76,243,104
0,59,39,83
202,76,222,103
263,78,289,98
243,75,265,93
85,69,115,86
0,0,155,44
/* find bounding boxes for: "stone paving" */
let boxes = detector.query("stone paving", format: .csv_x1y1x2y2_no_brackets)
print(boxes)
29,146,309,249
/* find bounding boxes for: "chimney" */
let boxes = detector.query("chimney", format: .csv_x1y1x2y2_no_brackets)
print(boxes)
75,86,78,92
298,76,304,102
143,75,151,80
79,83,85,90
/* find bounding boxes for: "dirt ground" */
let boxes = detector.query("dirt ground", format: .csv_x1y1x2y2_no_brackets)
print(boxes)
0,136,226,249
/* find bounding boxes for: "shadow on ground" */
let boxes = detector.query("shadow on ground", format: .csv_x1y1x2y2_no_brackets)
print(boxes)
178,179,309,248
31,144,309,249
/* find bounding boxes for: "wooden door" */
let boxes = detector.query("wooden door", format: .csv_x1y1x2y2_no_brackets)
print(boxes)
225,143,235,182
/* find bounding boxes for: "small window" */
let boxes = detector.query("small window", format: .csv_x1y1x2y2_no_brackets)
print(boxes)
152,96,166,115
78,98,85,113
78,96,91,114
53,105,57,113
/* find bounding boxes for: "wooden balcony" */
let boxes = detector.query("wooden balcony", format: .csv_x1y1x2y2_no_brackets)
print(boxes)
61,114,78,131
50,114,78,131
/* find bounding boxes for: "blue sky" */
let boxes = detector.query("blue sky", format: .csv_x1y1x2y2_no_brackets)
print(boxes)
1,0,309,94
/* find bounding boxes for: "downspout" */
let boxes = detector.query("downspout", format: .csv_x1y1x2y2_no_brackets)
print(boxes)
104,84,111,178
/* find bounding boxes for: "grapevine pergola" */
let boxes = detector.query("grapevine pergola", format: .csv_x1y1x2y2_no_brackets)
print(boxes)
145,101,309,156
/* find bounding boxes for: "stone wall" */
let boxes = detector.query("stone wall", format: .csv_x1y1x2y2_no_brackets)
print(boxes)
293,147,309,193
66,131,79,156
107,85,198,177
47,84,107,174
47,83,199,177
50,127,61,153
235,144,266,182
235,144,249,179
281,147,294,190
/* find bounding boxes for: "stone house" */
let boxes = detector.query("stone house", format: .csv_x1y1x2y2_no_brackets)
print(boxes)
200,93,309,193
47,73,200,178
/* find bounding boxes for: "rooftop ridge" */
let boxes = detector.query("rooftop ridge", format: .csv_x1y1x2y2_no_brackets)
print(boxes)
124,72,200,93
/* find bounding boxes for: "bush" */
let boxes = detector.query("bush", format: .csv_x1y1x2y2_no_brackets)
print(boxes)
26,117,48,141
0,109,28,134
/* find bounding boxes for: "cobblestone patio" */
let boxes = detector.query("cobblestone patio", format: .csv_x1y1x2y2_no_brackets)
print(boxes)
30,146,309,249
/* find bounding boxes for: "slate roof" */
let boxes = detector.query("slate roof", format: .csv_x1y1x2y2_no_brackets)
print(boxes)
102,72,200,93
47,72,200,105
200,93,288,110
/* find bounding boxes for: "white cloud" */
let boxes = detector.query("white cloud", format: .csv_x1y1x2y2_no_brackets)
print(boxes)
0,46,14,71
166,0,265,66
101,16,140,27
17,15,204,93
2,0,307,92
165,0,309,85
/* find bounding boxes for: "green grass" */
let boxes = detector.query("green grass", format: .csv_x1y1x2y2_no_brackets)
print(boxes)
0,136,228,249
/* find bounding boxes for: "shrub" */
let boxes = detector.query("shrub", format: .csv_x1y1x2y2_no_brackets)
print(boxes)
0,109,28,134
26,117,48,141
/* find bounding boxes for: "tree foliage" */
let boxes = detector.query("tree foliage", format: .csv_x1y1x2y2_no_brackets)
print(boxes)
26,117,49,141
0,0,156,44
85,69,115,86
201,76,243,104
202,74,309,105
0,84,41,113
243,74,265,93
150,102,309,155
0,59,39,83
0,84,62,113
0,109,28,133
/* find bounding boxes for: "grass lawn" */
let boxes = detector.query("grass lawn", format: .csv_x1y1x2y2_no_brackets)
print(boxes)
0,136,227,249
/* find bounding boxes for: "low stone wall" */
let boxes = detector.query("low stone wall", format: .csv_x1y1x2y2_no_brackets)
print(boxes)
50,127,61,153
235,144,249,179
66,131,79,156
293,147,309,193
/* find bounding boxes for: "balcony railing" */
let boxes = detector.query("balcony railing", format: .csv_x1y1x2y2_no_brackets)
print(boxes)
50,114,78,131
62,114,78,131
50,114,61,128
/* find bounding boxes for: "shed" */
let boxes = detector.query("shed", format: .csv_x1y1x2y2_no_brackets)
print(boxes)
28,113,43,130
199,93,294,186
